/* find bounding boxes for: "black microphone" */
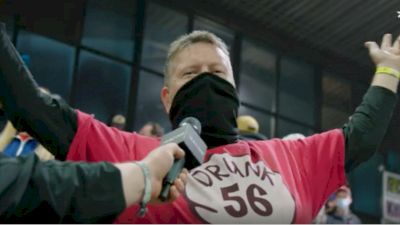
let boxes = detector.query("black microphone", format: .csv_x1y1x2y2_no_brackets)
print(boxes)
159,117,207,201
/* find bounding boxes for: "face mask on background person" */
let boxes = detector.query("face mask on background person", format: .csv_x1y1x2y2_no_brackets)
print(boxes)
335,197,352,215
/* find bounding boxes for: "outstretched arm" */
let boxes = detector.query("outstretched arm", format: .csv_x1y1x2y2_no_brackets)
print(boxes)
343,33,399,172
0,143,187,223
0,23,77,160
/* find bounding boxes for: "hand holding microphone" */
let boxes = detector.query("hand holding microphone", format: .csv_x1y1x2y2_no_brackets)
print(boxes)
139,143,188,204
159,117,207,201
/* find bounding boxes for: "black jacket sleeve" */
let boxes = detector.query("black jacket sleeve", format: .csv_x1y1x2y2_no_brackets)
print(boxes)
0,23,77,160
343,86,397,172
0,153,126,223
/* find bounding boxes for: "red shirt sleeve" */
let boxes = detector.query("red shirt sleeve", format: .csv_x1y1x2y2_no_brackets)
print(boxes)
277,129,346,217
66,110,148,163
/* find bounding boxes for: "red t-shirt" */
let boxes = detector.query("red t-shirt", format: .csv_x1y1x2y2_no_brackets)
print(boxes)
67,111,346,223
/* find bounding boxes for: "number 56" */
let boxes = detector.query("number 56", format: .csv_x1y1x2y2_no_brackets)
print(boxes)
221,183,273,218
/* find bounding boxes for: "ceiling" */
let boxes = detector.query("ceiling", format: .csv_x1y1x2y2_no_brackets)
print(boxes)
160,0,400,83
216,0,399,67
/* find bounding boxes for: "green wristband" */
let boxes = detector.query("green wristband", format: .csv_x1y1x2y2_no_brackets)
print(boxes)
134,161,151,217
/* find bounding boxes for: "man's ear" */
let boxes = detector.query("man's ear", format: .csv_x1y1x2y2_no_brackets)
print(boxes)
161,86,171,113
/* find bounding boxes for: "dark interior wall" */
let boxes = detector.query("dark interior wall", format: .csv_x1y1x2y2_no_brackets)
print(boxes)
12,0,85,45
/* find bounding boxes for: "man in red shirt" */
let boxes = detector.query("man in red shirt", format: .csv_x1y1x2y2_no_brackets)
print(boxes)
0,22,398,223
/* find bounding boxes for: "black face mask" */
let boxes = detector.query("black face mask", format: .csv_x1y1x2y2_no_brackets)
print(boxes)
169,73,239,148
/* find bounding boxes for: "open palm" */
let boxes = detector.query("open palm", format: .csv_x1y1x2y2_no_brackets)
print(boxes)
365,34,400,71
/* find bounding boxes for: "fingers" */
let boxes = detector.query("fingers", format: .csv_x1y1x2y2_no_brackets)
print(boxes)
365,41,379,53
171,170,188,195
179,169,189,185
394,35,400,51
168,179,185,201
381,33,392,49
174,178,185,193
166,169,189,202
180,169,189,179
169,180,183,202
169,186,180,201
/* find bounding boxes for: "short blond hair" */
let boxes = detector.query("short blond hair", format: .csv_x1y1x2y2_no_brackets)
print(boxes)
164,30,230,85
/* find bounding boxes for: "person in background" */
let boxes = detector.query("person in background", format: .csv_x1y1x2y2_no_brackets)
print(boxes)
282,133,306,140
0,87,54,160
139,122,165,138
236,115,267,140
110,114,126,130
326,186,362,224
0,121,54,160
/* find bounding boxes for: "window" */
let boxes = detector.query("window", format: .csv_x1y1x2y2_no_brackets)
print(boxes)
0,1,14,38
322,72,352,130
82,0,136,61
240,39,276,112
279,57,315,126
73,51,131,123
134,71,171,132
193,16,234,50
277,118,314,138
141,3,188,73
1,13,14,39
17,30,75,101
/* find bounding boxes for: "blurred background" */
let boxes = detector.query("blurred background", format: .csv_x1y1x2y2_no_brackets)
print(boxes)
1,0,400,223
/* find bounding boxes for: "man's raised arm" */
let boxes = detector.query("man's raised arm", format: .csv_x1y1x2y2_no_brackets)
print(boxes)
343,33,399,172
0,23,77,160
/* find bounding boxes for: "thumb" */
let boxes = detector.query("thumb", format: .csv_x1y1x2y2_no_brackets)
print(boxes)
365,41,379,52
169,145,185,159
